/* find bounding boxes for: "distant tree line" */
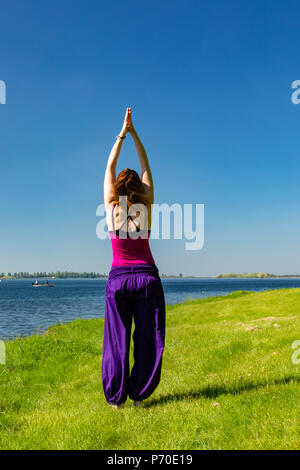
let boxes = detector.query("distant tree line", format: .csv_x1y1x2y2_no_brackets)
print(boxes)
216,272,300,279
0,272,107,279
2,271,299,280
0,271,190,279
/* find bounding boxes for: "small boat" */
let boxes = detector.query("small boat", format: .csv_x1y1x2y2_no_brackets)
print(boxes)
32,280,55,288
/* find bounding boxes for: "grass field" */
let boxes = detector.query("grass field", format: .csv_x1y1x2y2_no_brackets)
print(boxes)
0,288,299,450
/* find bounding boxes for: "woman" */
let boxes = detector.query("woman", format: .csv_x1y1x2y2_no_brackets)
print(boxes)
102,107,166,408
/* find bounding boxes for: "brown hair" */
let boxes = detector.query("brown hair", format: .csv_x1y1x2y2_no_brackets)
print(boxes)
113,168,149,206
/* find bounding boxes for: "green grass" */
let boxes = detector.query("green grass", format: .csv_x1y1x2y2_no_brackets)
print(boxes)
0,288,300,450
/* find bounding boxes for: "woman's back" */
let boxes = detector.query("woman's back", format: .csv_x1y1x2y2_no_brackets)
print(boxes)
109,202,155,266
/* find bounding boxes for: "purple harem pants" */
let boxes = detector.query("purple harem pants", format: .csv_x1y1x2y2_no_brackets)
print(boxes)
101,264,166,405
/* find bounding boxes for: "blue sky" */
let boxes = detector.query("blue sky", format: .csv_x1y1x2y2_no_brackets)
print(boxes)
0,0,300,276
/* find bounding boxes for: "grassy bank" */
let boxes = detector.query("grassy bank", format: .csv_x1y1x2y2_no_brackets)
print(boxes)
0,289,299,450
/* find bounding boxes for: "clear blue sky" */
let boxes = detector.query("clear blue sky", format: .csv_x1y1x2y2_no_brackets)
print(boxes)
0,0,299,276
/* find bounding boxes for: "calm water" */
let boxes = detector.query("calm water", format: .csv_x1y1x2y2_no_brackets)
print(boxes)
1,277,300,339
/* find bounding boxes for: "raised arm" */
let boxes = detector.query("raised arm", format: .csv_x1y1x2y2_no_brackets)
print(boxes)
127,110,154,203
104,107,131,205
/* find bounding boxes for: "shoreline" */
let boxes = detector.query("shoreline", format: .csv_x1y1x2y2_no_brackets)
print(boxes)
2,287,300,342
1,290,252,341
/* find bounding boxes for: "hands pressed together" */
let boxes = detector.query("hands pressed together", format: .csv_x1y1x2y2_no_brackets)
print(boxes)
119,107,135,138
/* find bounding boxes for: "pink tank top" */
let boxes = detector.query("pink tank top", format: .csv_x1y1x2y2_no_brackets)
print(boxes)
109,203,155,266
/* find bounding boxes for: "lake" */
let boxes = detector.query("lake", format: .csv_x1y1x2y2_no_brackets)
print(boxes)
1,277,300,339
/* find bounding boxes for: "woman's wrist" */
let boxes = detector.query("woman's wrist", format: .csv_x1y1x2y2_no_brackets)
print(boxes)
118,130,127,139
